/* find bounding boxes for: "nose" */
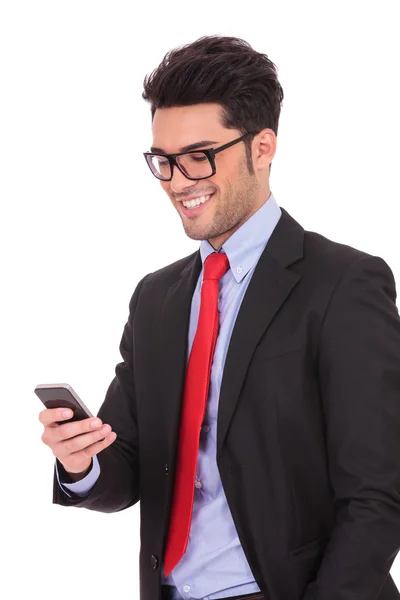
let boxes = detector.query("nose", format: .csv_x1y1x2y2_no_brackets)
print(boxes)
169,164,193,194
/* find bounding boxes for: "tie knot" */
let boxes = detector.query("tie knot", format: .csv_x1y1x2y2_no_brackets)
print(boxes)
203,252,230,281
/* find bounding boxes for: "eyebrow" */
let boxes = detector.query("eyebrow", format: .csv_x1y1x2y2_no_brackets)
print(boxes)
150,140,218,154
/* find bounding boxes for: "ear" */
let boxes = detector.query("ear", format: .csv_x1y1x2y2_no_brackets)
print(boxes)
252,129,277,170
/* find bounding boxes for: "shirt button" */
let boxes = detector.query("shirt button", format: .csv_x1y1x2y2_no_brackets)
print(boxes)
195,480,203,489
237,266,243,274
183,584,191,593
202,425,210,433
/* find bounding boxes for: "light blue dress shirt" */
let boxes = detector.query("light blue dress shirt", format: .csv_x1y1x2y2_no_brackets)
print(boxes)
58,192,282,600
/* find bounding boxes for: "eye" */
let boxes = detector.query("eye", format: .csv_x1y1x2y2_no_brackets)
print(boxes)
188,153,208,163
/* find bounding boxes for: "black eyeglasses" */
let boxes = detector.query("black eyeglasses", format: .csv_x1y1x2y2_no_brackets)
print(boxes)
143,133,252,181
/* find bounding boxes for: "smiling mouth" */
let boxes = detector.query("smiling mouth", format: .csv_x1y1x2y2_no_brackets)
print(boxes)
181,193,214,209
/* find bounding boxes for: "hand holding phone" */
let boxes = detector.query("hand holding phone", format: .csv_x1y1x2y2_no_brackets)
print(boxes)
36,383,117,478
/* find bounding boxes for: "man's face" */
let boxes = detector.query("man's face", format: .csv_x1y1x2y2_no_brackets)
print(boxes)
151,103,266,250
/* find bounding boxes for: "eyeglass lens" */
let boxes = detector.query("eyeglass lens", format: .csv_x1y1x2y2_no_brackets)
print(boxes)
148,152,212,180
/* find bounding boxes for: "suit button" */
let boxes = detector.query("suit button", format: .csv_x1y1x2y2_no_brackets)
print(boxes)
165,463,169,475
151,555,158,569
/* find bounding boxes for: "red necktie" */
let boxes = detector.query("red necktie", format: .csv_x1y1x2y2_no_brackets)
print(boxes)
164,251,230,577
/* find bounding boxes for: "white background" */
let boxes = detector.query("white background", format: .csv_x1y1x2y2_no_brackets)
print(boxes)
1,1,399,598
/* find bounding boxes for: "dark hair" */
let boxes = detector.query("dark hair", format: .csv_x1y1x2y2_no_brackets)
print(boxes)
142,35,284,174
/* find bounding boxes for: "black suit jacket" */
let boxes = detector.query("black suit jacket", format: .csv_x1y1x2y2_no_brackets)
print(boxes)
54,207,400,600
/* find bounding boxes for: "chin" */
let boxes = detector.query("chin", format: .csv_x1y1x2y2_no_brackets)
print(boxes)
184,231,207,241
183,226,212,241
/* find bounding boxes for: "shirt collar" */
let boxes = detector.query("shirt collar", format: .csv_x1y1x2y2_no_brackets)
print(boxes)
199,192,282,282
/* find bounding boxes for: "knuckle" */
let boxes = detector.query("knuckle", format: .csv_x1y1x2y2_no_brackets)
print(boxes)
83,446,94,458
96,429,108,441
104,434,113,448
88,418,101,431
63,439,76,454
50,427,62,444
39,409,49,425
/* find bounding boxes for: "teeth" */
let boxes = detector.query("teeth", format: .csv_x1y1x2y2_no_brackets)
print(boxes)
182,194,211,209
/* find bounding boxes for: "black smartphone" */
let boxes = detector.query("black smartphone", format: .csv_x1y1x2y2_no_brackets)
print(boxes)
34,383,94,422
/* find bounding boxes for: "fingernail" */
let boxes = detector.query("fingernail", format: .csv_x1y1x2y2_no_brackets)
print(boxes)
63,410,73,418
90,419,101,428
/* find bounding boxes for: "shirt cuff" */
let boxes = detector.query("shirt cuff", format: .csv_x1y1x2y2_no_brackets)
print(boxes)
56,455,100,497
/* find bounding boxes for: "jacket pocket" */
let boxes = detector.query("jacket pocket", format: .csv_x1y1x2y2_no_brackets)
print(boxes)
289,537,329,562
252,343,305,362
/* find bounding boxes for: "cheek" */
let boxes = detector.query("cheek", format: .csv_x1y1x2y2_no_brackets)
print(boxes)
206,174,222,194
211,162,236,192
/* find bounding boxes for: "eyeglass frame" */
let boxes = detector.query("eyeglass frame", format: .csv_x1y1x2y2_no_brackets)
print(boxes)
143,132,253,181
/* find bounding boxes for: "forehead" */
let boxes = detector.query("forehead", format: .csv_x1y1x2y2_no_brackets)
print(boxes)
151,103,227,151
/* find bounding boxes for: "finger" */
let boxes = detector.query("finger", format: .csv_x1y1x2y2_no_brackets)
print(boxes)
81,431,117,458
51,417,104,443
54,424,113,458
39,407,76,427
54,431,117,465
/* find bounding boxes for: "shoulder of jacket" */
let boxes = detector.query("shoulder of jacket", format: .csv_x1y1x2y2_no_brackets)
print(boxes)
303,228,374,274
142,249,199,285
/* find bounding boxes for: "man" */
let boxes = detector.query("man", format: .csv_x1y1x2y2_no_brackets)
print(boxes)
39,36,400,600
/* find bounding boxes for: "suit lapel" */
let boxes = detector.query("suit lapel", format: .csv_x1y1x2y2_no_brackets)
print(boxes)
217,207,304,457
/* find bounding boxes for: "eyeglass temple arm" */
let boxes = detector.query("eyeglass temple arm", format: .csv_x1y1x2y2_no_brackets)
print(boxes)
211,133,251,156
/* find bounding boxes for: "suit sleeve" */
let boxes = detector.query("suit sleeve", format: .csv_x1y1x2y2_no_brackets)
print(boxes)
52,274,149,512
302,255,400,600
